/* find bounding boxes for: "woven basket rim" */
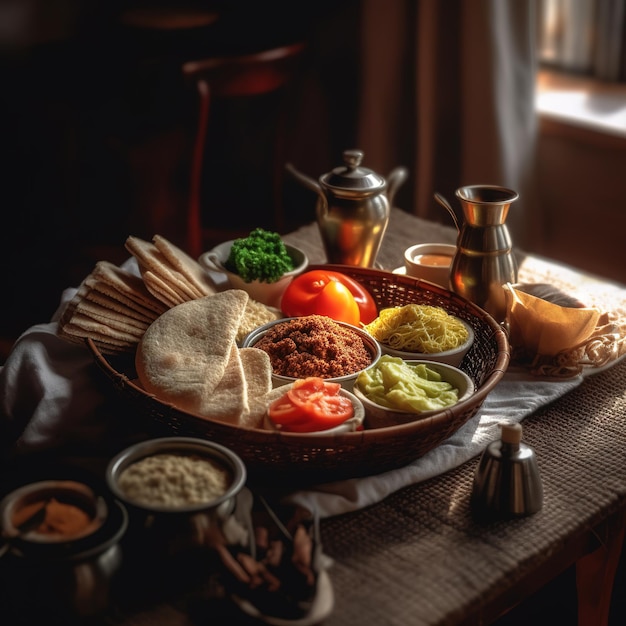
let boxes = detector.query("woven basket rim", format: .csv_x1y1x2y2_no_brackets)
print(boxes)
87,266,510,443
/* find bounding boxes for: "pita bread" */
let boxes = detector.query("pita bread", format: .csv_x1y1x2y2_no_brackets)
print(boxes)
66,312,143,343
57,264,156,354
142,269,187,307
135,290,249,413
90,261,167,315
152,234,217,296
58,279,90,330
239,348,273,428
199,343,248,422
58,322,136,355
125,236,208,302
74,299,150,332
83,288,157,324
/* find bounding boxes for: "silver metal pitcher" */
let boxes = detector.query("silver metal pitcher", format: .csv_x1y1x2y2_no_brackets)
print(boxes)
286,149,407,267
436,185,518,324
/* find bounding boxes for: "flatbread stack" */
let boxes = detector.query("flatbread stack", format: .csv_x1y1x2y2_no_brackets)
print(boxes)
57,234,281,357
57,260,169,355
125,235,217,307
135,290,273,428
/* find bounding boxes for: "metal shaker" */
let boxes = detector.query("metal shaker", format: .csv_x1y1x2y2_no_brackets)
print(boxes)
471,422,543,519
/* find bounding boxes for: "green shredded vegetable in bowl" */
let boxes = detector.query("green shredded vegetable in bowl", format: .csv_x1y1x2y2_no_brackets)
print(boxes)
354,355,475,428
225,228,295,284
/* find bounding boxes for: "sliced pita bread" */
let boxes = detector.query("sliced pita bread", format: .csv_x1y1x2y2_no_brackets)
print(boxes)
74,299,150,332
239,347,273,428
142,269,186,307
152,234,217,296
59,323,133,347
198,343,248,422
58,279,90,330
135,290,249,414
66,312,143,343
90,261,167,315
57,270,147,354
83,288,157,324
125,236,205,301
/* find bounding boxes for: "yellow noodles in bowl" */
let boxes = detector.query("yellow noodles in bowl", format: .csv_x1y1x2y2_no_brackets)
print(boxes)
364,304,469,353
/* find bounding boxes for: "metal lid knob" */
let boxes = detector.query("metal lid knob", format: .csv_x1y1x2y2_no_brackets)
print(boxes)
320,149,386,194
500,422,522,446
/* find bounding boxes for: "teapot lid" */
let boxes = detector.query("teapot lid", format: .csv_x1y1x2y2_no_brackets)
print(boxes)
320,149,386,193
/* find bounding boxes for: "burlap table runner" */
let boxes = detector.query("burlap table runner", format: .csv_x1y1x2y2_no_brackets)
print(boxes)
319,353,626,625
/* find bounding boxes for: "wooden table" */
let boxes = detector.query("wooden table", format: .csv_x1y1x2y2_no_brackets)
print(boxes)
1,210,625,626
283,209,626,625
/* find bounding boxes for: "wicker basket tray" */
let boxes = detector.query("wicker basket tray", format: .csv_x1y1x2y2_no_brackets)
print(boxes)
88,265,509,486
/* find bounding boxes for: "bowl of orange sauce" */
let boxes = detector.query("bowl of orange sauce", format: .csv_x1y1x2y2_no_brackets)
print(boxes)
403,243,456,289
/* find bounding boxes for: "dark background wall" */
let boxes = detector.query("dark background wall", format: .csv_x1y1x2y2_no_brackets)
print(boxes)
0,1,364,346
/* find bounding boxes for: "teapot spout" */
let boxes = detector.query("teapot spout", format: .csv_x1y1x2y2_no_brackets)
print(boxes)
386,166,408,208
285,162,322,197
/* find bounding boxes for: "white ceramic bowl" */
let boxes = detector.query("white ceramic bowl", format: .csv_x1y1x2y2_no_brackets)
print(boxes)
242,317,381,390
262,384,365,435
198,240,308,308
403,243,456,288
377,317,474,367
353,360,475,429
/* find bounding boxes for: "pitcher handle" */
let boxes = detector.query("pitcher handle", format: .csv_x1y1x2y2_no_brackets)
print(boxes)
434,192,461,232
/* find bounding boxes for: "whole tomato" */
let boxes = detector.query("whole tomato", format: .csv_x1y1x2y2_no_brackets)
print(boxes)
281,269,378,325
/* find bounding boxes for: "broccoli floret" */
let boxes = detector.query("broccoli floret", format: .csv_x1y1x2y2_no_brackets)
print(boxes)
225,228,295,283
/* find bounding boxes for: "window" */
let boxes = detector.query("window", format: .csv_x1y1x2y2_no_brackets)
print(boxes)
538,0,626,82
536,0,626,137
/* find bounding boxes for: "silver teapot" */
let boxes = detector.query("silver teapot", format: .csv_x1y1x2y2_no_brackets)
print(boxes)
286,149,407,267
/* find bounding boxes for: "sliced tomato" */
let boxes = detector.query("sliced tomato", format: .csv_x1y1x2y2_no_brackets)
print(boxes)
268,396,301,422
288,377,340,408
268,377,355,432
310,395,354,424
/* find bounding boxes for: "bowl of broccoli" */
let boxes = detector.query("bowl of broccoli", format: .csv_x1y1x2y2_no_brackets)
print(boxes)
198,229,308,308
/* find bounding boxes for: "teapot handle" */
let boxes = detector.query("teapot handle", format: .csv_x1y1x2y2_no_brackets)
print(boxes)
386,166,408,208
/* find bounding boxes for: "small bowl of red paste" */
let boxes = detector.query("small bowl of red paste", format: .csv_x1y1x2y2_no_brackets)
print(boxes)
242,314,381,390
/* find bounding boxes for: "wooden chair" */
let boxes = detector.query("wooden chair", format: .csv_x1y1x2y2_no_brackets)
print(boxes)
182,41,306,259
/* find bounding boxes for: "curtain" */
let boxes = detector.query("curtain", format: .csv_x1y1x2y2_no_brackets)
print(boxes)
355,0,540,249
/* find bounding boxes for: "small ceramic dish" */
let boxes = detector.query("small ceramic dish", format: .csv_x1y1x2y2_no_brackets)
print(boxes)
403,243,456,288
242,317,381,391
353,360,475,429
377,318,475,367
198,240,308,308
262,384,365,435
